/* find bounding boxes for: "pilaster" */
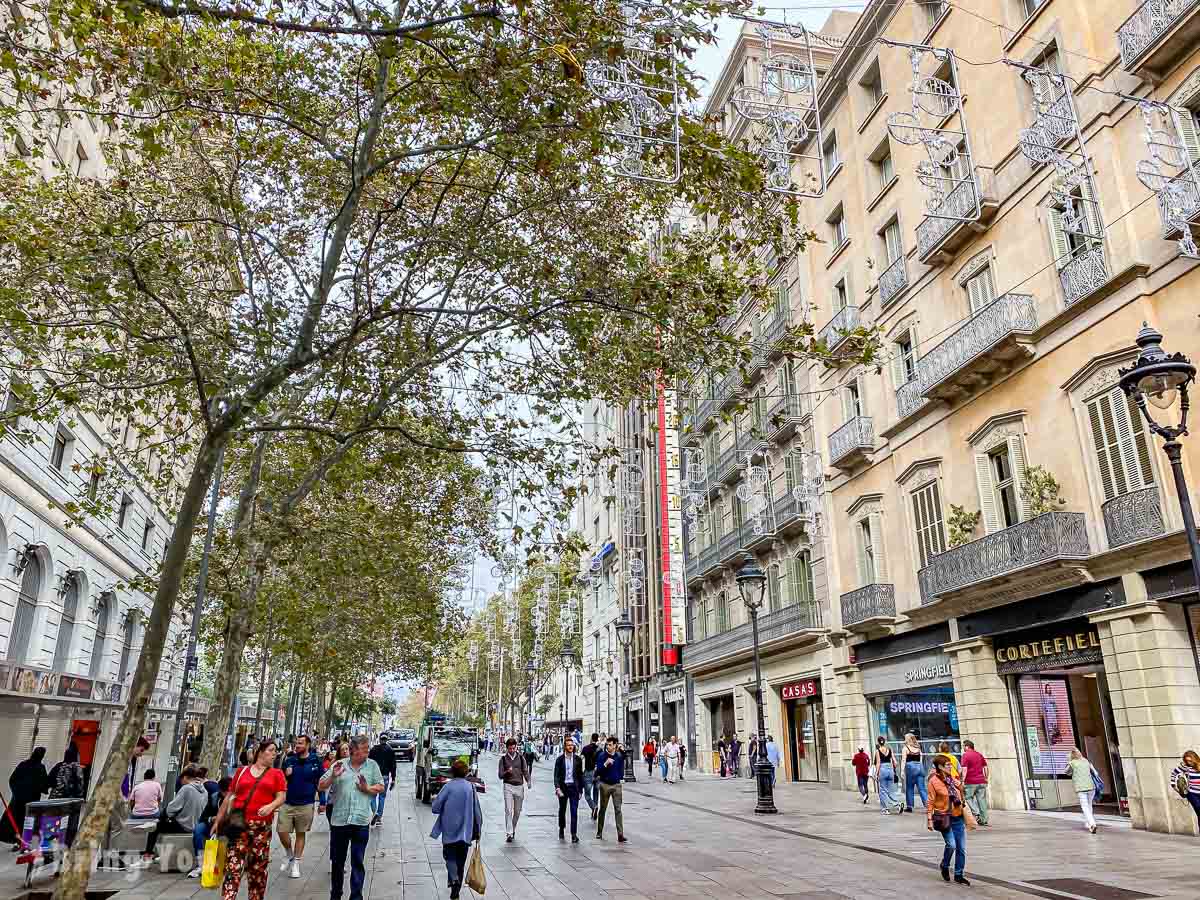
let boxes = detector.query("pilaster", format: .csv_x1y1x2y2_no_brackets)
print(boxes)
833,662,865,792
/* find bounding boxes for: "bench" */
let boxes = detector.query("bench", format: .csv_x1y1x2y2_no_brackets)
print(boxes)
109,821,197,873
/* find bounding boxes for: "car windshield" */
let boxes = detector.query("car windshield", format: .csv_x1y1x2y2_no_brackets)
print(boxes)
397,731,415,739
433,740,475,762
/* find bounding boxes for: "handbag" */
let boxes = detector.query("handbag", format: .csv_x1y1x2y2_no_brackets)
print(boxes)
1174,772,1191,799
200,837,227,889
1090,765,1104,802
221,766,269,842
930,811,950,833
466,840,487,894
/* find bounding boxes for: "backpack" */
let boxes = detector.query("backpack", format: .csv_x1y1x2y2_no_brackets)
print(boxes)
50,762,84,799
1174,771,1191,799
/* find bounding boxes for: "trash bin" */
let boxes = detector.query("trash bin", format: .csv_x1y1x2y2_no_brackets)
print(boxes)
20,798,84,887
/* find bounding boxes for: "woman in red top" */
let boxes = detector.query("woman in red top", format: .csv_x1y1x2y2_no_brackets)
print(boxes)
214,739,286,900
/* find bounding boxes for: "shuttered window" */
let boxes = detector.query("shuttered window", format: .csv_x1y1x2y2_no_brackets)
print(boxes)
1177,109,1200,165
975,436,1031,533
716,592,728,632
893,330,919,386
790,551,815,606
843,378,865,420
1048,183,1102,267
768,564,783,612
53,576,79,672
965,266,996,312
8,555,41,663
856,515,888,585
883,220,903,264
118,612,140,683
911,481,948,567
1087,388,1155,501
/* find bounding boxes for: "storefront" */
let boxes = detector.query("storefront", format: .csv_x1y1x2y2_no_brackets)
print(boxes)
660,683,686,742
779,677,826,782
704,692,735,750
626,691,644,747
858,631,959,761
993,620,1127,816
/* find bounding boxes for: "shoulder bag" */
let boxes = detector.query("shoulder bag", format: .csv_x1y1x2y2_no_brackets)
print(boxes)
222,766,269,842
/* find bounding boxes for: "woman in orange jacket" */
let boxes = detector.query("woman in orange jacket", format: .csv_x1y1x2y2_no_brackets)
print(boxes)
926,754,969,886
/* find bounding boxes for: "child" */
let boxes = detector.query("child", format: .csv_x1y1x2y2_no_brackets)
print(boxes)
129,769,163,819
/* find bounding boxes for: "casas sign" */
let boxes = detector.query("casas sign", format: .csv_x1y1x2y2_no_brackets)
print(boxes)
780,679,819,701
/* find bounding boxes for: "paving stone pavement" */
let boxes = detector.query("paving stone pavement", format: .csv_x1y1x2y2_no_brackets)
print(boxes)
4,757,1199,900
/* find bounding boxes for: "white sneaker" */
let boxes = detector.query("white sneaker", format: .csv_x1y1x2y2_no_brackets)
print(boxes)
289,860,301,879
280,857,294,872
187,867,201,878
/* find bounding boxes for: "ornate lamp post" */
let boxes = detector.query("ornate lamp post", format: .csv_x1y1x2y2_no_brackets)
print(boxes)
736,557,777,814
560,645,574,736
1119,323,1200,673
615,611,636,781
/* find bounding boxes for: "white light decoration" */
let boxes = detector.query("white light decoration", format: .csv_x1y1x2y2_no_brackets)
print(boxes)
728,15,829,197
736,457,773,536
789,447,825,537
583,1,681,183
885,43,982,237
682,444,710,533
1130,97,1200,258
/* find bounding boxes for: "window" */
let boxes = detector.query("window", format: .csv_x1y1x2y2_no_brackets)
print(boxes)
54,575,79,672
895,332,918,385
118,611,140,682
857,518,880,584
1087,388,1155,501
830,206,848,248
964,264,996,312
50,429,69,470
716,592,728,632
823,133,840,174
833,276,849,310
860,60,883,110
882,220,903,264
8,553,42,663
987,445,1022,529
87,468,102,502
1048,185,1101,269
1022,0,1046,18
768,564,783,612
90,592,111,677
911,481,948,567
920,0,947,30
118,494,133,530
844,379,864,420
141,518,155,551
4,378,25,415
789,551,815,606
772,279,789,320
872,142,895,190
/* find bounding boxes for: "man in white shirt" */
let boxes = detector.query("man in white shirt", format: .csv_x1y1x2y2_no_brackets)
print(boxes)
765,736,782,786
554,737,584,842
665,736,681,784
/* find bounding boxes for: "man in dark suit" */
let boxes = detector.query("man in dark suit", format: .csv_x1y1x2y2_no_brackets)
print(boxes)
554,736,585,843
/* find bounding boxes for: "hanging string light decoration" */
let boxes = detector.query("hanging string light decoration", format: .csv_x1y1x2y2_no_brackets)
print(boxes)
736,457,774,536
789,447,825,537
583,1,682,183
618,447,646,616
728,15,830,197
1128,98,1200,258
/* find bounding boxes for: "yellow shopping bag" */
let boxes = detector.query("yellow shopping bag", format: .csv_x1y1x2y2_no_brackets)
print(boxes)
201,837,227,889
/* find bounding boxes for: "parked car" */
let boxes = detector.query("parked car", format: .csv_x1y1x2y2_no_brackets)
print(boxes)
388,729,417,762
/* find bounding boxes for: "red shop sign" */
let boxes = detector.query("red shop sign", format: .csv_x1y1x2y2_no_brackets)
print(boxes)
780,679,819,701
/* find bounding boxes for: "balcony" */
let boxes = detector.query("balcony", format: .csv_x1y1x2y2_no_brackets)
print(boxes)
717,370,743,411
916,170,999,264
737,426,767,459
819,305,861,355
1058,244,1109,306
878,254,909,308
895,377,931,421
1155,170,1200,239
840,583,896,631
715,446,740,484
918,293,1037,403
1118,0,1200,78
746,352,769,385
1103,486,1166,549
767,393,808,442
683,601,826,674
691,396,717,432
773,491,817,537
918,511,1091,605
718,528,744,564
828,415,874,470
763,314,790,357
741,516,775,551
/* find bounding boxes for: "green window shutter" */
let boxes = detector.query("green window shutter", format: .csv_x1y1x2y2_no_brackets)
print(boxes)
1127,394,1156,487
975,452,1002,533
1175,109,1200,165
1008,436,1033,521
855,520,871,585
856,373,869,416
1047,207,1072,270
1087,396,1118,501
768,564,782,611
1108,386,1153,492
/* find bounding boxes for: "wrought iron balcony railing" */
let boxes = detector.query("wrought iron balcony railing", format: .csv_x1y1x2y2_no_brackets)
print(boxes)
828,415,874,467
878,254,909,307
718,527,743,563
917,511,1090,603
763,314,790,354
1155,170,1200,237
683,601,826,670
895,377,930,420
840,583,896,628
819,305,861,353
715,446,740,483
1118,0,1200,68
917,177,980,259
1103,486,1166,549
917,293,1037,399
1059,243,1108,306
717,370,743,409
693,542,719,578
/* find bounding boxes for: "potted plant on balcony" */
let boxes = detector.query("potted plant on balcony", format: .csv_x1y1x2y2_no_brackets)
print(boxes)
947,505,981,547
1021,465,1068,516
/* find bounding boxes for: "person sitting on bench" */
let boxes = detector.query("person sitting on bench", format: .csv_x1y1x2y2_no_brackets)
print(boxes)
142,766,209,866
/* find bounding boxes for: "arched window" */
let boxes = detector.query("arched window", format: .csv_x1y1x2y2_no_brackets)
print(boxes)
53,574,80,672
90,591,112,678
7,553,42,662
118,610,141,682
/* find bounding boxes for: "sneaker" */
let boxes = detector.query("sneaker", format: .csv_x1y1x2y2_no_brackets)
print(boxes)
289,860,301,879
881,809,891,815
862,795,868,804
595,832,603,840
941,867,950,883
954,876,971,886
571,834,579,844
506,834,514,843
280,857,294,872
617,834,627,843
1089,825,1097,834
187,867,201,879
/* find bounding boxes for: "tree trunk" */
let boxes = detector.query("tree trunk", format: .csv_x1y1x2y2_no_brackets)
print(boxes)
285,674,301,737
264,664,277,738
53,438,223,900
312,675,328,739
327,680,339,737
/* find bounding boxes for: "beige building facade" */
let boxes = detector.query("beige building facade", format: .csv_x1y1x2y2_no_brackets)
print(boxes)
681,0,1200,834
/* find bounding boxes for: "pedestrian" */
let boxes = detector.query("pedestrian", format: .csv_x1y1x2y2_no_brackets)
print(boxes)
129,769,164,819
927,753,969,886
278,734,324,878
47,743,85,800
716,736,727,777
747,734,759,768
873,736,901,814
961,740,990,826
765,736,781,786
522,733,538,786
581,733,600,820
143,764,208,867
678,742,687,781
214,739,287,900
902,733,927,813
555,736,583,842
642,737,656,777
852,746,870,803
431,759,482,900
1170,750,1200,826
320,735,385,900
367,733,396,827
664,736,680,784
729,734,742,777
595,736,627,843
326,742,350,825
2,747,47,848
658,744,668,782
319,750,336,814
938,741,961,781
498,737,530,843
190,774,231,877
1066,747,1100,833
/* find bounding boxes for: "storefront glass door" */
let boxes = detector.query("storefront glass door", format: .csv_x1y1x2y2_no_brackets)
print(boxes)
787,699,827,782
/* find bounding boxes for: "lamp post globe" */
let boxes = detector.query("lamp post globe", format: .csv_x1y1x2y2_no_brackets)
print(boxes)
1119,323,1200,681
735,556,777,814
615,611,634,649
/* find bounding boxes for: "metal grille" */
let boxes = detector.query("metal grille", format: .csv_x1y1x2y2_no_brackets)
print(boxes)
1058,243,1109,305
1102,486,1165,548
878,254,909,307
1118,0,1200,67
916,293,1037,394
828,416,873,466
839,584,896,627
818,305,861,352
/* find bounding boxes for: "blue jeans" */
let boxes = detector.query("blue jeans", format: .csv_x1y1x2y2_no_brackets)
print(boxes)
582,770,597,811
905,761,928,809
941,815,966,877
192,821,207,859
370,789,387,818
878,763,899,810
329,825,370,900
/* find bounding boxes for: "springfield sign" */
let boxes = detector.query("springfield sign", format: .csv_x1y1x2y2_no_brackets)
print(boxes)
905,661,952,684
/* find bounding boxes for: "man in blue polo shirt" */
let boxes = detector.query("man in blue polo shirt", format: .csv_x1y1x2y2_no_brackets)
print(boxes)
278,734,323,878
595,736,628,843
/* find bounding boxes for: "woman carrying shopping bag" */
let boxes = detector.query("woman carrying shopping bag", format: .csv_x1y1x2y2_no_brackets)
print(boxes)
213,740,286,900
431,759,483,900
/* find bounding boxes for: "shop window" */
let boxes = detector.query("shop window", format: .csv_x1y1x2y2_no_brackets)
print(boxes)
911,480,948,566
1018,678,1075,776
871,685,959,758
1086,388,1155,501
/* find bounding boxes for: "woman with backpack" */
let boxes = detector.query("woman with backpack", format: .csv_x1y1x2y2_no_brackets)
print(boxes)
1170,750,1200,826
213,739,286,900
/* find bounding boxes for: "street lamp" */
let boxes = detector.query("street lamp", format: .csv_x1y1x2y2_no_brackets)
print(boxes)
615,611,636,782
1119,323,1200,672
525,659,536,736
736,556,777,815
